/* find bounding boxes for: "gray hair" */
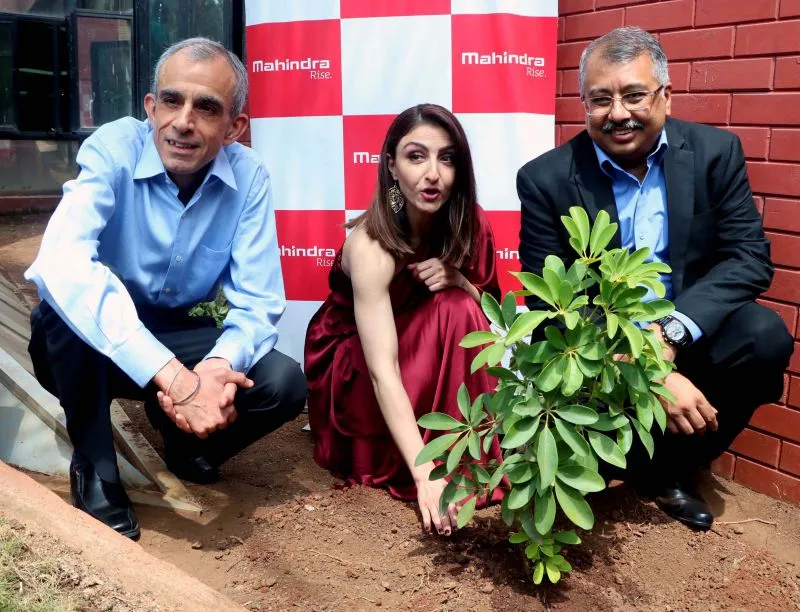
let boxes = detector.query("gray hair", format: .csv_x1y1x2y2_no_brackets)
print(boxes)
578,27,670,96
151,37,248,116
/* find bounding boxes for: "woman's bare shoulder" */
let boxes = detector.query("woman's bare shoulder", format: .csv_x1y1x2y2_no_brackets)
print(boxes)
342,225,395,283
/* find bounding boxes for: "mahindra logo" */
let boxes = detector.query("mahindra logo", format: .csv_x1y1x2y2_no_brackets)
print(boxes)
353,151,380,164
280,245,337,258
252,57,331,72
497,248,520,261
462,51,545,67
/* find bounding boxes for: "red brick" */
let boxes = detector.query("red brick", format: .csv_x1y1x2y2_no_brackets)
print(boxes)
670,94,730,124
558,41,588,69
766,232,800,268
734,457,800,504
559,0,595,15
562,124,586,142
696,0,778,26
597,0,649,6
790,373,800,401
712,452,736,480
770,129,800,162
750,403,800,442
775,56,800,89
565,8,624,41
725,127,769,160
556,97,585,123
732,93,800,126
783,373,791,404
780,441,800,477
690,58,774,91
669,62,690,93
764,268,800,302
660,27,735,61
763,197,800,232
555,125,562,147
625,0,693,31
731,428,782,466
754,195,765,215
747,162,800,197
781,0,800,17
557,70,563,96
736,20,800,56
562,69,580,96
757,298,798,336
558,16,566,43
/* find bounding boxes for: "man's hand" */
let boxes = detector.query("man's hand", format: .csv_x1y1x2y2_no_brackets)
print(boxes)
408,258,465,293
660,371,718,435
157,360,253,438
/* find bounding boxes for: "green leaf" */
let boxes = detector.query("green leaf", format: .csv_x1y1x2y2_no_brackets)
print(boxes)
617,421,633,455
456,496,477,529
556,465,606,493
544,254,566,279
417,412,465,431
508,463,535,484
468,430,481,460
508,480,536,510
481,291,504,329
457,384,471,420
446,434,470,474
483,430,496,455
533,561,545,585
460,331,500,348
635,399,654,431
505,310,549,345
534,489,556,535
489,464,505,490
415,432,460,465
652,398,667,433
544,326,567,350
501,497,515,526
509,531,529,544
589,210,618,256
642,298,674,321
618,362,649,393
558,280,574,309
536,356,565,393
542,268,562,304
550,554,573,573
537,426,558,488
485,366,519,383
524,542,541,560
428,463,449,481
470,343,506,373
555,404,599,425
501,416,541,449
554,481,595,530
563,206,591,253
501,292,518,328
561,357,583,397
512,272,555,307
619,318,644,358
606,312,619,339
632,418,655,459
553,530,581,545
587,430,627,469
554,418,591,458
545,559,562,584
563,310,580,330
589,412,629,431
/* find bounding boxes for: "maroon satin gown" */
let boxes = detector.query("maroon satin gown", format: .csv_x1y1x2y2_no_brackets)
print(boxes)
304,206,505,501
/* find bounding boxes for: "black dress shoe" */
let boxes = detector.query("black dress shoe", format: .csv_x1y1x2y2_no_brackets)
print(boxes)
70,463,140,540
165,451,219,485
654,480,713,531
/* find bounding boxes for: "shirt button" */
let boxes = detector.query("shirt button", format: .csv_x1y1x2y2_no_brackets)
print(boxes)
175,255,183,262
638,233,645,241
164,288,172,294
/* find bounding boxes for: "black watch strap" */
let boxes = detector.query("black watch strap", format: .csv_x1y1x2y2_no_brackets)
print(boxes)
656,316,691,348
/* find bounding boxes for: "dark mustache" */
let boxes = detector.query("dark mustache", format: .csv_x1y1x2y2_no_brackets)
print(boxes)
601,119,645,133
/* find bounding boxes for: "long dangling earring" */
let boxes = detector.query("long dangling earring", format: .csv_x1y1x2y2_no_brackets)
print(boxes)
388,180,405,214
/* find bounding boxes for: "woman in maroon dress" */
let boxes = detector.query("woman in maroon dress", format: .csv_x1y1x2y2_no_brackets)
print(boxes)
304,104,502,536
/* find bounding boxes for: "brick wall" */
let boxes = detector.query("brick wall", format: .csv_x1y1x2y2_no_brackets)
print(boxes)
557,0,800,504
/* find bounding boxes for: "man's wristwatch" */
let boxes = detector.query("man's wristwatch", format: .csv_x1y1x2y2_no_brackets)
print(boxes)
655,316,691,348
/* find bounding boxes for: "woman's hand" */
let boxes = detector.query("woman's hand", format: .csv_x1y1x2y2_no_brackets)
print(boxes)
415,467,458,536
408,258,465,293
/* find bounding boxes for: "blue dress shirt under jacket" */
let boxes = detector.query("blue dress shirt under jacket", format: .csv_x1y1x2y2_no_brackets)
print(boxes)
25,117,285,387
592,130,702,341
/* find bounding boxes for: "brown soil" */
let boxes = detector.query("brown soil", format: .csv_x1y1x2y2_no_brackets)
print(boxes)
2,214,800,611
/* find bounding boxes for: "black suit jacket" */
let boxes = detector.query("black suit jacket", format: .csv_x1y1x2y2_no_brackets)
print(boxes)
517,117,773,339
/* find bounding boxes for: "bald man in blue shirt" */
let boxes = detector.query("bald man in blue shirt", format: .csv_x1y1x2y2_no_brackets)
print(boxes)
26,38,307,540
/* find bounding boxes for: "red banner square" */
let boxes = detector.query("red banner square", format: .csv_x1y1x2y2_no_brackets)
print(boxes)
452,13,557,115
343,114,396,210
246,20,342,118
341,0,451,18
485,210,522,302
276,210,345,301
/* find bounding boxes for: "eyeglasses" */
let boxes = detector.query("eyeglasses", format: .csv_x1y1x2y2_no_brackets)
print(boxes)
583,86,664,117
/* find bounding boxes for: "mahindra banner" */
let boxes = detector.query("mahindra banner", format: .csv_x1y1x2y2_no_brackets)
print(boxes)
245,0,558,365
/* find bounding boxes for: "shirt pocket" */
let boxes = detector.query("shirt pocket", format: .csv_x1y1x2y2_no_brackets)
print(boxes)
188,243,232,301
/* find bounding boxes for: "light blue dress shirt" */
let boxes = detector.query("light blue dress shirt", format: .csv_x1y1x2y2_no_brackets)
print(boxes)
592,130,702,342
25,117,285,387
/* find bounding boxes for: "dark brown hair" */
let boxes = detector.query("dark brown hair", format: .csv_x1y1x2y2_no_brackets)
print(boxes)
346,103,478,268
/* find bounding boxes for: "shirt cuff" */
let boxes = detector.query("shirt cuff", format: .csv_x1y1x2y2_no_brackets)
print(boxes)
205,338,247,374
672,311,704,344
110,324,175,387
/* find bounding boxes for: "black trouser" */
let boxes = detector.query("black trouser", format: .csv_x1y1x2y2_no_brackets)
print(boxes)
28,300,307,483
622,301,793,483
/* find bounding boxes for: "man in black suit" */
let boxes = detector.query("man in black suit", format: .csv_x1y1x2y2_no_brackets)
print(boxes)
518,26,793,529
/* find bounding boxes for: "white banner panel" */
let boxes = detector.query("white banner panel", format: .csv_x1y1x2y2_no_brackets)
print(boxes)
245,0,558,365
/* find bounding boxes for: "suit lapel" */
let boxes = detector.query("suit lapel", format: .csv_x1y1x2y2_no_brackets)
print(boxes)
572,133,621,249
663,121,694,293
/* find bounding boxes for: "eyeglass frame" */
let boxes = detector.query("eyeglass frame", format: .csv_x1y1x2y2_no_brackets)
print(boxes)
582,85,666,117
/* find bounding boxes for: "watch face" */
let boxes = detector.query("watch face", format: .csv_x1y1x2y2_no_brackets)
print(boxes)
664,319,687,342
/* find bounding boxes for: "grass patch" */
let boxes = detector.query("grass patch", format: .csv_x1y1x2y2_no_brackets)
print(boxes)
0,518,76,612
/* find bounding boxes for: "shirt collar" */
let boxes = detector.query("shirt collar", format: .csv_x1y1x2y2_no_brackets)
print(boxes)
593,129,669,179
133,127,238,191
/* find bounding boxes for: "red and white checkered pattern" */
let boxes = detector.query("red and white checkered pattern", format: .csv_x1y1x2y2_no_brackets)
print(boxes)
245,0,558,364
